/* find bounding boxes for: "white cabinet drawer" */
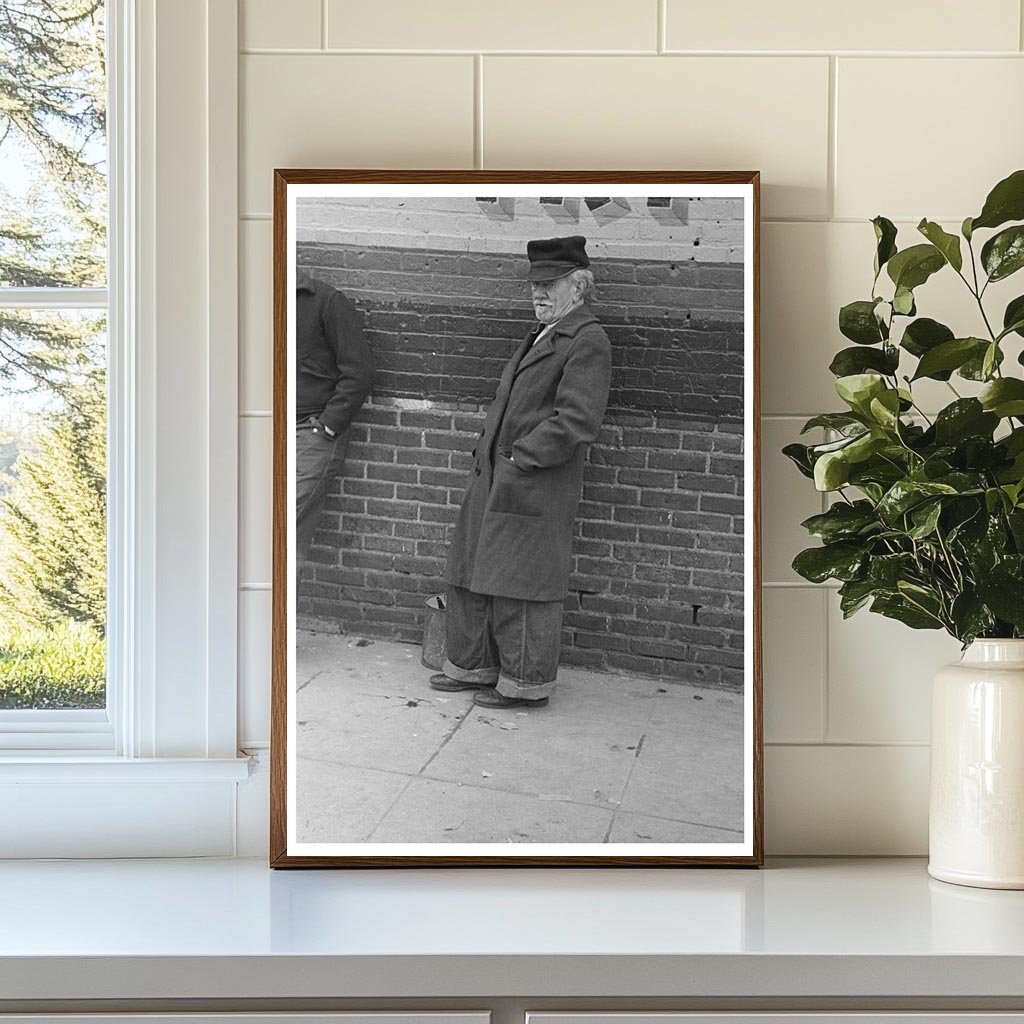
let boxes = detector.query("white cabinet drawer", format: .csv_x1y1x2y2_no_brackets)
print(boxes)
529,1016,1024,1024
0,1016,490,1024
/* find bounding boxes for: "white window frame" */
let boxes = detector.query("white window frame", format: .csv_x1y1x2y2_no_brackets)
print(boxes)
0,0,249,857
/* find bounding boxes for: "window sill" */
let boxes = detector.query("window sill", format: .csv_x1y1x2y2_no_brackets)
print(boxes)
0,754,251,782
0,756,253,858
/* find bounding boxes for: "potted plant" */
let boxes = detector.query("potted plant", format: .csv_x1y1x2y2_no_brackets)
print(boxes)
785,169,1024,889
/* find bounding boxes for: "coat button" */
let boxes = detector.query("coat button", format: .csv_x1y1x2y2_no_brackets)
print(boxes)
475,466,481,475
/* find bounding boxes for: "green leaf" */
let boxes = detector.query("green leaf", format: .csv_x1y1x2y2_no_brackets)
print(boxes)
917,218,963,272
971,168,1024,232
1003,295,1024,340
792,543,866,584
900,317,955,363
960,344,1004,381
887,244,946,291
839,300,886,345
814,450,851,491
877,479,958,524
872,216,898,277
981,225,1024,282
962,216,974,241
911,337,988,381
868,389,902,431
908,500,942,540
800,501,879,543
838,579,879,618
980,378,1024,418
800,412,866,435
950,593,996,644
836,373,886,413
782,442,815,479
933,399,999,445
829,345,899,378
892,286,916,316
868,553,915,587
976,572,1024,629
872,594,943,630
982,341,1001,381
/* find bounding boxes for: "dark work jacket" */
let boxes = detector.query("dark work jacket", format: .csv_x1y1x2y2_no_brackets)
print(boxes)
296,274,374,434
445,303,612,602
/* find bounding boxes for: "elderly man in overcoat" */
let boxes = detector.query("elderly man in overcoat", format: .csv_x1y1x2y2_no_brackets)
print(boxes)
429,235,612,710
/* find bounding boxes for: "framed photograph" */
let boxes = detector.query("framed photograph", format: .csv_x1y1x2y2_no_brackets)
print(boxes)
271,170,762,867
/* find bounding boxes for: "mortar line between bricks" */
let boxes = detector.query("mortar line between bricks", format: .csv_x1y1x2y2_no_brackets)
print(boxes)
299,749,745,835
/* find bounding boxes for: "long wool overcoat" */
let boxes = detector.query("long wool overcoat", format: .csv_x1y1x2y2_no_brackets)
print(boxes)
445,303,612,603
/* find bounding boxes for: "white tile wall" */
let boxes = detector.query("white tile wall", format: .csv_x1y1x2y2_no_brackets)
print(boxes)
239,590,272,748
240,219,272,412
236,1,1024,853
836,58,1024,221
241,0,321,50
326,0,659,51
240,54,475,213
665,0,1021,53
239,416,272,587
483,56,831,220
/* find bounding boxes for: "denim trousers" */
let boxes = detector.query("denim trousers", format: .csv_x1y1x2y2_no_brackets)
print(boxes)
443,584,564,700
295,420,349,564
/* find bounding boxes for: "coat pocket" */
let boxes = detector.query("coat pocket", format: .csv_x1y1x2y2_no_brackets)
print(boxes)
488,454,544,518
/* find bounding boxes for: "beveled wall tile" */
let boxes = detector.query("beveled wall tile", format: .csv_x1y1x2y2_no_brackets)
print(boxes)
240,416,272,587
241,0,321,50
666,0,1020,53
761,418,824,584
762,588,825,743
836,58,1024,220
240,55,474,213
328,0,658,51
240,219,272,412
827,600,962,744
766,744,929,854
483,56,830,220
239,589,272,746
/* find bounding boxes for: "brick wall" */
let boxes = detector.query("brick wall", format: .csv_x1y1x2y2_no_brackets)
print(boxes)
296,212,746,692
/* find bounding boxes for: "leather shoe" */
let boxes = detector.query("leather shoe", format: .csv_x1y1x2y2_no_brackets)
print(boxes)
429,673,489,692
473,689,549,710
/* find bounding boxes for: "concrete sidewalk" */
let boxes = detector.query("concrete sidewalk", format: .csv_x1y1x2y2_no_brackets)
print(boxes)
295,631,745,845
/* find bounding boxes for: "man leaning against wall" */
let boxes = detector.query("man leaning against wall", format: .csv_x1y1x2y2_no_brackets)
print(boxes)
295,272,374,565
429,236,612,711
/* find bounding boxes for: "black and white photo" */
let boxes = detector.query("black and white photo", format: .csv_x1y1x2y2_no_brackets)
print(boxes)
272,172,762,867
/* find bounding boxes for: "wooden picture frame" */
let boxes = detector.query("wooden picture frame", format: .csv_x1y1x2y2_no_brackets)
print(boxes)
271,170,762,867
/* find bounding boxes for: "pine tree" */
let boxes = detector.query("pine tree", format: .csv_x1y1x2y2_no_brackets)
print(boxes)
0,1,107,653
0,372,105,632
0,0,106,393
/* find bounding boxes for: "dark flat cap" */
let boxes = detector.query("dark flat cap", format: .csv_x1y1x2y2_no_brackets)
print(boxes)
526,235,590,282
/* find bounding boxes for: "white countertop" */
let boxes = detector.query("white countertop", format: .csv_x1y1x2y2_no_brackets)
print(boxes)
2,857,1024,1001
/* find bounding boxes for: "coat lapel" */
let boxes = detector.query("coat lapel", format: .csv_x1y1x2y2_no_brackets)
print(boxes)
514,328,556,377
514,304,599,377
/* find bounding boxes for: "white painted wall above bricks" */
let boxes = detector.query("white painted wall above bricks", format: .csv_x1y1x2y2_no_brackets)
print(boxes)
235,0,1024,856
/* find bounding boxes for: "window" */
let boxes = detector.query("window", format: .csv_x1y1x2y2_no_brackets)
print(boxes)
0,0,246,856
0,1,110,742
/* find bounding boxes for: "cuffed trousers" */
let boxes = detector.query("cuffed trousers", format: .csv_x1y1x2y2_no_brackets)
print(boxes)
442,584,564,700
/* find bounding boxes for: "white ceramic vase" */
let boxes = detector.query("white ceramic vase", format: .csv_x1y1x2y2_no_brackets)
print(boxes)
929,639,1024,889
